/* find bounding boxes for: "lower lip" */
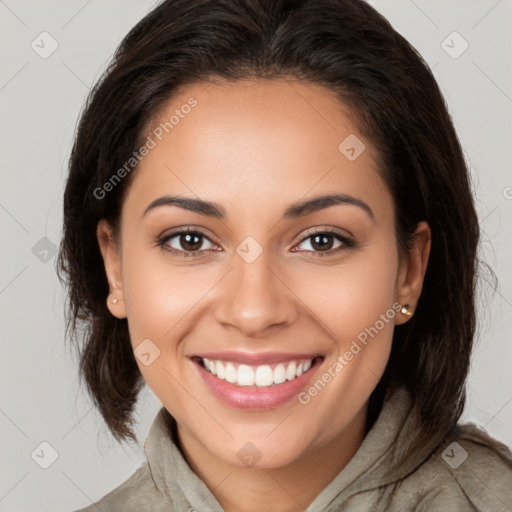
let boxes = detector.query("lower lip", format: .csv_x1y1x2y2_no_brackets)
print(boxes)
193,358,323,410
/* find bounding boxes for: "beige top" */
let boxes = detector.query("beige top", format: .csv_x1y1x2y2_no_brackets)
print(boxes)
74,385,512,511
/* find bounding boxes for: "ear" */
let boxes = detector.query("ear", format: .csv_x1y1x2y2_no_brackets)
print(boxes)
395,221,431,325
97,219,126,318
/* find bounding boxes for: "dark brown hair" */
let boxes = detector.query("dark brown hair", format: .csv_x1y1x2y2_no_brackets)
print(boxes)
57,0,481,449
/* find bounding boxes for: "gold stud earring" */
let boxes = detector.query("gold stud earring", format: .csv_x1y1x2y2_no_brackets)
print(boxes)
400,303,413,317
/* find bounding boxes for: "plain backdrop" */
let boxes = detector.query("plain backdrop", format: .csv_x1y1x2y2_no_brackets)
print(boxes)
1,1,511,510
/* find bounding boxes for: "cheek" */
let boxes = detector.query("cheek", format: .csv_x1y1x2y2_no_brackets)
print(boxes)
121,242,220,350
119,247,211,403
289,241,399,342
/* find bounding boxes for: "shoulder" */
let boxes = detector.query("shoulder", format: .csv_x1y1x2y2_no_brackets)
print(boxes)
71,463,175,512
403,422,512,511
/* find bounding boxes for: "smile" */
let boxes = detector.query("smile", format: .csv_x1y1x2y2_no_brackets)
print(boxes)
198,357,317,388
191,352,325,410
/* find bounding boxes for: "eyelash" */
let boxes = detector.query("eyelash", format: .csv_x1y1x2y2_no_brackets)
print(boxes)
156,228,356,259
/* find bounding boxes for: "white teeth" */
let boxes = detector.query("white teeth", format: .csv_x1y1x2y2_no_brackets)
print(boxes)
204,358,217,375
200,357,316,388
286,361,296,380
225,362,237,383
216,360,226,379
255,365,274,386
273,364,286,384
237,364,254,386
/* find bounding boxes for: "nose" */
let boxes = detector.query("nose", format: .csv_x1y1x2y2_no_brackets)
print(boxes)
213,247,299,338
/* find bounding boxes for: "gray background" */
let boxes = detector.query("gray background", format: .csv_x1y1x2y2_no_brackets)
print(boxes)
1,0,511,510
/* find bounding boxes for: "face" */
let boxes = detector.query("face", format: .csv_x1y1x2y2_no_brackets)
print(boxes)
98,78,430,470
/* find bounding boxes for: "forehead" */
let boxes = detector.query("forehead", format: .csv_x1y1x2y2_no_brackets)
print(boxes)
124,78,389,221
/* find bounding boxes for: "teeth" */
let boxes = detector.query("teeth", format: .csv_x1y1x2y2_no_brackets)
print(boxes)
273,364,286,384
200,357,316,388
237,365,254,386
225,362,237,383
255,365,273,386
286,361,296,380
216,360,226,379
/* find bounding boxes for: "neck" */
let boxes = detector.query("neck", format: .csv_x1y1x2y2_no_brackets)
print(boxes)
175,403,369,512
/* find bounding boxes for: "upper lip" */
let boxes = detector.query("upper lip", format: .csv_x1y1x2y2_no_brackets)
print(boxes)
191,351,322,365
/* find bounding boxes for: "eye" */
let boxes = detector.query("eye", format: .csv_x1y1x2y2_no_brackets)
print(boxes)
157,229,217,258
157,227,356,259
294,229,355,256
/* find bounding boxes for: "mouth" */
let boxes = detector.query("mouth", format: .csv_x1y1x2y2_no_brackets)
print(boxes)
190,352,325,410
193,355,322,388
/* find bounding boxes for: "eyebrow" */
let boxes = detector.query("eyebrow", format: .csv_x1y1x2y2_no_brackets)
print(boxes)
143,193,375,223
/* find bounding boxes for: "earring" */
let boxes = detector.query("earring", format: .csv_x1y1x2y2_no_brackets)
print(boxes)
112,298,119,304
400,303,413,317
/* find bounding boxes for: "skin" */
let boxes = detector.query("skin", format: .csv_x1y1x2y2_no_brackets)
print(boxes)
97,77,431,512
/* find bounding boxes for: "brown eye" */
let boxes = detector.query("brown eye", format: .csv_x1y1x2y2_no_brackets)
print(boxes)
295,230,355,256
309,233,336,251
175,232,203,251
158,229,216,257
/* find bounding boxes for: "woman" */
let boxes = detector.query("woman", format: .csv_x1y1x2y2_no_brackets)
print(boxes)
58,0,512,510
